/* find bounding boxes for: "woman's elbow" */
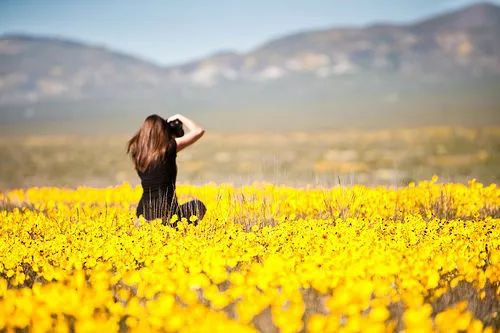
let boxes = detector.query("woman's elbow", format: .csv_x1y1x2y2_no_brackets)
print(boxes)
197,128,205,138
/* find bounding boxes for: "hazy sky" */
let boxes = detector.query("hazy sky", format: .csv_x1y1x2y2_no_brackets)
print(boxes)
1,0,498,66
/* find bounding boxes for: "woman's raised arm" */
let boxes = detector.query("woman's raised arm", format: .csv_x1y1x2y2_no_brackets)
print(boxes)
167,114,205,152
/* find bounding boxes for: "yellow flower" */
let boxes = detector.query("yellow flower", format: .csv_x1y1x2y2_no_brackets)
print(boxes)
0,181,497,332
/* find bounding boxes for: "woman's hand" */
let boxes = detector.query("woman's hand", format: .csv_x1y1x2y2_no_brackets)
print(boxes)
168,114,205,152
167,114,182,123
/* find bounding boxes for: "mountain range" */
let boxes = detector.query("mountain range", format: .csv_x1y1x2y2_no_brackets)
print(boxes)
1,2,500,133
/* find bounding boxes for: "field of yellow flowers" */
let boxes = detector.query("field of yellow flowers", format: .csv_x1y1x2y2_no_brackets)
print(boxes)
0,178,498,332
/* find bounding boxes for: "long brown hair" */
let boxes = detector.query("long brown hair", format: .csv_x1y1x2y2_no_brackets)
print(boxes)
127,114,172,172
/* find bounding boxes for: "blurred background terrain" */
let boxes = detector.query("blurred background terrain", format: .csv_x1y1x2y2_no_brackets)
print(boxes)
1,127,498,189
1,1,499,188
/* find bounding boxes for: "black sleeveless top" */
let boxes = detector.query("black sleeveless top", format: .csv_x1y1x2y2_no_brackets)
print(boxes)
136,138,179,220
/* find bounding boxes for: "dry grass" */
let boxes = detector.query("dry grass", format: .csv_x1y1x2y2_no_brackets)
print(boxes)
0,126,499,189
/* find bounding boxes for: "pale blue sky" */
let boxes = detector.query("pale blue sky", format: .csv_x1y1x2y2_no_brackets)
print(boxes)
1,0,498,66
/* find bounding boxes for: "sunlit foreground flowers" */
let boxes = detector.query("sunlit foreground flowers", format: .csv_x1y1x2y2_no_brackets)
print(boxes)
0,178,498,332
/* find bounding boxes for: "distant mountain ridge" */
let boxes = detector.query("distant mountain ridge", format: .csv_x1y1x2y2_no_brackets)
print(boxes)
0,34,170,104
171,2,500,86
1,2,500,132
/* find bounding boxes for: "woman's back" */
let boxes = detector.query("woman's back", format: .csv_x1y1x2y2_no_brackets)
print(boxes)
138,139,177,194
136,139,178,220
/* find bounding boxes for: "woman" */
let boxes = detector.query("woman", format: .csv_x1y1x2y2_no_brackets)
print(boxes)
127,114,206,225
